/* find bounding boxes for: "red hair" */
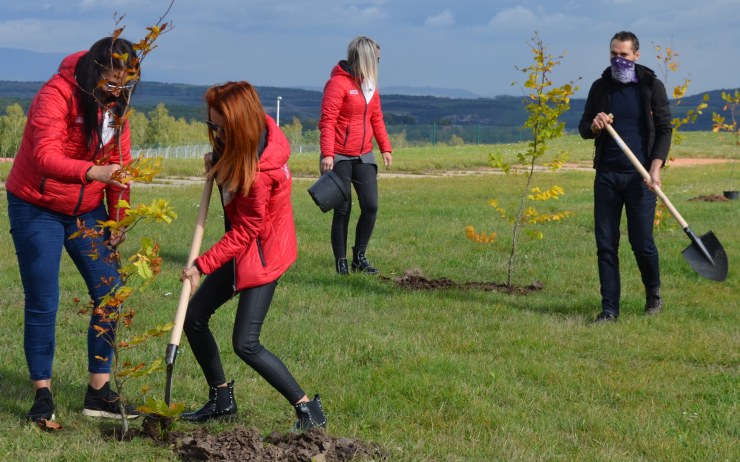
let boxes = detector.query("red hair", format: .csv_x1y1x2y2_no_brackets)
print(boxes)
204,81,266,195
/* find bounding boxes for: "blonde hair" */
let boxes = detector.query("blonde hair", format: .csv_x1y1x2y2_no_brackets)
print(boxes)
347,36,380,87
204,81,266,195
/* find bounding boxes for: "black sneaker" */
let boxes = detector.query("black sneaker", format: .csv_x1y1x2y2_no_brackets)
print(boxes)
28,387,55,422
591,311,618,324
82,382,140,419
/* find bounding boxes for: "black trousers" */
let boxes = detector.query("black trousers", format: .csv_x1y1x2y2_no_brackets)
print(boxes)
183,262,305,403
331,159,378,259
594,171,660,315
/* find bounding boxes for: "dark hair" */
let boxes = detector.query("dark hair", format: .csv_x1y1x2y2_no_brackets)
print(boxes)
75,37,137,150
611,31,640,52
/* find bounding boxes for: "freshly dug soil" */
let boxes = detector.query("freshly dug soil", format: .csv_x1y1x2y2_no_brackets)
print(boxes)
688,194,730,202
383,269,544,294
139,417,387,461
173,426,387,461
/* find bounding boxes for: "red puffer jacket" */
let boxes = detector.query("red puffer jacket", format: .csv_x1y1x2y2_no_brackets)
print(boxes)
6,51,131,220
318,61,392,158
195,116,297,290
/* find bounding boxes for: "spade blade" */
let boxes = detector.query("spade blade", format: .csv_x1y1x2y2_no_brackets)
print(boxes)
681,231,728,281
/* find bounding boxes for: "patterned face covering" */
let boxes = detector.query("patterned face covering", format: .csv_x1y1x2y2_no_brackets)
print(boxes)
611,56,638,84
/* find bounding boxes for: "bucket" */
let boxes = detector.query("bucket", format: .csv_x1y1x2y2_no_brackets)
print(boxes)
723,190,738,200
307,170,348,212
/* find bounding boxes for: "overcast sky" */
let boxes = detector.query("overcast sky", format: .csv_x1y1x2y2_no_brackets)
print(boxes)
1,0,739,98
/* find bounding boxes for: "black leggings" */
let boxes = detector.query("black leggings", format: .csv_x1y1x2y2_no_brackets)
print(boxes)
183,262,305,404
331,159,378,259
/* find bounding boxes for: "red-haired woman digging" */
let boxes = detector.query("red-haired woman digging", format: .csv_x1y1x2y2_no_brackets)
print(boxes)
180,81,326,433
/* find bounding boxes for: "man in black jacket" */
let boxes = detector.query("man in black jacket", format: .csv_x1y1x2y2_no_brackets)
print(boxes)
579,31,672,323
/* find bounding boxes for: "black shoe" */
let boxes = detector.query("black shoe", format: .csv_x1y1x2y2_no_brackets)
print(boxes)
351,247,379,274
591,311,618,324
292,394,327,433
27,387,55,422
82,382,140,419
645,291,663,315
335,258,349,275
181,380,238,423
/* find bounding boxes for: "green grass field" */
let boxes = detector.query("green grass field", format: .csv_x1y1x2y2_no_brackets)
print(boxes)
0,133,737,461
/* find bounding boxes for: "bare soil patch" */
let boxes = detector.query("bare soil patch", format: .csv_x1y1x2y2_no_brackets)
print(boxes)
382,269,544,295
174,427,387,462
668,158,732,167
688,194,731,202
136,418,387,461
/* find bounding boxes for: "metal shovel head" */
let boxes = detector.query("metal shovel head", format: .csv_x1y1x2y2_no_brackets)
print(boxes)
681,231,728,281
164,343,178,405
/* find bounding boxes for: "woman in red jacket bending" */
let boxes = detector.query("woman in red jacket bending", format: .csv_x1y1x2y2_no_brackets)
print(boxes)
6,37,140,423
319,36,393,275
180,81,326,433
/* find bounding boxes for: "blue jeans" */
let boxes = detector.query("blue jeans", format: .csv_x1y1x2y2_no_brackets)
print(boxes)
594,171,661,315
7,191,120,381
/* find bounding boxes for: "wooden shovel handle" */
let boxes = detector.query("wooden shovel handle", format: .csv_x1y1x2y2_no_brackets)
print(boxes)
604,124,689,229
168,176,214,347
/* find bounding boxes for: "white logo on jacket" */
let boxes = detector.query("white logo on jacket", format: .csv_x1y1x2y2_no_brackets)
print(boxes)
281,164,291,179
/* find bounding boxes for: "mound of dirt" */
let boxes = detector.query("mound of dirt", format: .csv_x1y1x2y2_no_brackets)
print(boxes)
383,269,543,294
688,194,729,202
172,426,387,461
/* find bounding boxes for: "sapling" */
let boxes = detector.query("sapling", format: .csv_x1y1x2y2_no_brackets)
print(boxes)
71,1,182,438
466,33,576,288
712,89,740,194
651,42,708,228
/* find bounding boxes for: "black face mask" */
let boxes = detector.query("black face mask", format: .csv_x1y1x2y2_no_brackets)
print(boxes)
95,88,120,106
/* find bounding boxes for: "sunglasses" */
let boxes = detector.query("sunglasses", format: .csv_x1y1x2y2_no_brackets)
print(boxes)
104,81,136,91
206,120,224,132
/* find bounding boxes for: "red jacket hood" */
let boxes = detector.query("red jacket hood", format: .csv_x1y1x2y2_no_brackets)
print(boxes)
58,51,85,86
330,61,353,80
259,115,290,171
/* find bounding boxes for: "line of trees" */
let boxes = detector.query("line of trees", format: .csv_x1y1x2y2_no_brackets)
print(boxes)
0,102,320,157
0,102,214,157
0,103,25,156
2,102,505,158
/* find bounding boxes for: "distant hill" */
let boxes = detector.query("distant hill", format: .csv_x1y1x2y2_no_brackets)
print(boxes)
0,78,733,132
0,48,481,99
383,86,480,99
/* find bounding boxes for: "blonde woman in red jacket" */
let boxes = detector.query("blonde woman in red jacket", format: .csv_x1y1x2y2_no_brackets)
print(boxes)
6,37,140,423
319,36,393,275
180,81,326,432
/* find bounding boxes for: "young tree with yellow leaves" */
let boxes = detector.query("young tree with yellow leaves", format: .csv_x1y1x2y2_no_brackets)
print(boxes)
466,33,576,288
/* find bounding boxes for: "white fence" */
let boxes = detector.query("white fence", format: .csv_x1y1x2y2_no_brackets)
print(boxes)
132,143,320,159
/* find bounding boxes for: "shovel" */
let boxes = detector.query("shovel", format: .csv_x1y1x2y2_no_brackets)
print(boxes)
164,177,214,405
605,124,728,281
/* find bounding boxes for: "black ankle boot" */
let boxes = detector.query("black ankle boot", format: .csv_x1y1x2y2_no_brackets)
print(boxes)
292,394,327,433
351,247,379,274
181,380,237,422
336,258,349,275
645,289,663,315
